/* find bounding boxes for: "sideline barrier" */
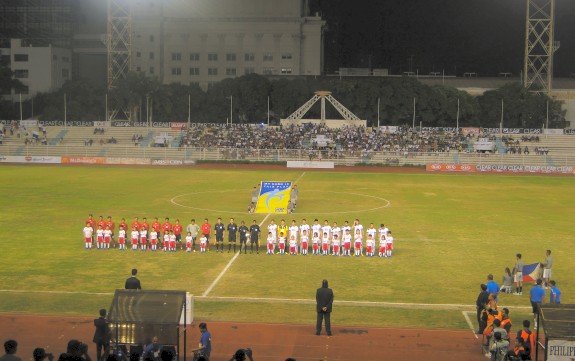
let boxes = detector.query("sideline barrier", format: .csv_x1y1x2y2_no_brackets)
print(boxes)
0,155,61,164
426,164,475,172
287,160,335,169
427,163,575,174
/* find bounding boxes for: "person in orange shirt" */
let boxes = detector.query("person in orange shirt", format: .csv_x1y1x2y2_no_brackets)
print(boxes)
173,219,183,250
131,217,140,231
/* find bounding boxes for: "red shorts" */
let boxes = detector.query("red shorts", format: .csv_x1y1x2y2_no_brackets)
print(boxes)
97,236,104,242
131,238,138,245
279,243,285,250
333,245,339,253
104,236,111,243
366,245,373,253
322,243,329,251
301,241,308,250
140,236,147,245
169,241,176,248
354,242,362,249
150,239,157,245
344,243,351,250
379,246,386,253
290,246,296,253
85,237,92,243
118,237,125,245
386,243,393,251
313,243,319,250
268,243,274,251
200,242,206,249
186,241,192,248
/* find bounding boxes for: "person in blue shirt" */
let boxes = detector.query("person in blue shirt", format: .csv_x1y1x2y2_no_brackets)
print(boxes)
196,323,211,360
486,274,500,301
142,336,161,360
549,280,561,304
530,279,545,329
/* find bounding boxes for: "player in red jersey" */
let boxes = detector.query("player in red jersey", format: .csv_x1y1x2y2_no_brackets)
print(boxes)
162,217,172,236
173,219,183,250
141,217,150,231
97,216,106,232
85,214,96,245
151,217,161,247
119,218,128,233
201,218,211,251
131,217,140,232
105,216,115,247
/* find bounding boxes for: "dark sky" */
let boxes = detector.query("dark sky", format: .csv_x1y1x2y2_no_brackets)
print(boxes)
312,0,575,77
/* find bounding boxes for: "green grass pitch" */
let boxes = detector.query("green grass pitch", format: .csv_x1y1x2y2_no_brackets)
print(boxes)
0,165,572,330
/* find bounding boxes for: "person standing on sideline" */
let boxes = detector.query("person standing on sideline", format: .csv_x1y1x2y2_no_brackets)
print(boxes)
512,254,524,295
0,340,21,361
316,279,334,336
93,309,110,361
529,279,545,329
238,221,249,254
201,218,211,251
475,284,489,334
249,220,261,254
186,219,200,252
542,250,552,288
196,323,212,360
549,280,561,304
125,269,141,290
486,274,500,301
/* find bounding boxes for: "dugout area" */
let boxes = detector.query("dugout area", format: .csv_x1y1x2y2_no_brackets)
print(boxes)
107,290,190,361
538,304,575,361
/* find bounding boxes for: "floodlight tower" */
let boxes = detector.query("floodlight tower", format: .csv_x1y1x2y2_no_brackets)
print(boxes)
107,0,132,121
523,0,559,95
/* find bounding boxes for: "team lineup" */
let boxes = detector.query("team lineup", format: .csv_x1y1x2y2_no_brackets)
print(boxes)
82,215,395,257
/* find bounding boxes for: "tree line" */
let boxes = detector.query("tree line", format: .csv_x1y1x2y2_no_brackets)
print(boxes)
3,71,566,129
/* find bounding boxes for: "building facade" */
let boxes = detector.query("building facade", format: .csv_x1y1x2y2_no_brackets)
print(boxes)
131,0,325,89
1,39,72,100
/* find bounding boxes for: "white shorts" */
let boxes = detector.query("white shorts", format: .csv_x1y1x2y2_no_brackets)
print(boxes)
514,273,523,283
543,268,552,279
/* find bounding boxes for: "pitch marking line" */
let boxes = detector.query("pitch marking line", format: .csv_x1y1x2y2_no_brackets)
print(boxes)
461,311,478,339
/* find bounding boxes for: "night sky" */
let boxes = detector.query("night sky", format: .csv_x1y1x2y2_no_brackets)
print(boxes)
312,0,575,77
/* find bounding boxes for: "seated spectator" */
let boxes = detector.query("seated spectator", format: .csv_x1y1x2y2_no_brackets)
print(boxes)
33,348,54,361
0,340,21,361
228,348,253,361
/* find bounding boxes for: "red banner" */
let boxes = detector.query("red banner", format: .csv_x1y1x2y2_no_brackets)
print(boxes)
426,164,476,172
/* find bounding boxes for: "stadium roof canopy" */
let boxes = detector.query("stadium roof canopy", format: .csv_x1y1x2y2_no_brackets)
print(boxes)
108,289,186,325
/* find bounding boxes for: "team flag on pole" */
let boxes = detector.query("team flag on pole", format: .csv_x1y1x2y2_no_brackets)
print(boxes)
254,181,292,214
521,262,541,282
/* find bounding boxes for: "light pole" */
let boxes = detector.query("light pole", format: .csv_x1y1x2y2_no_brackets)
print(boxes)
229,95,233,125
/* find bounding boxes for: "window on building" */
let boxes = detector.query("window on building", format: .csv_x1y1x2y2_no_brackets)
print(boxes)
226,53,236,61
190,67,200,76
208,68,218,76
149,52,154,60
172,53,182,61
53,55,58,61
14,69,29,78
1,55,10,64
136,66,141,72
244,53,255,62
149,66,155,74
62,69,69,78
282,53,293,60
244,67,255,75
171,67,182,75
62,56,70,63
14,54,28,62
263,67,274,75
190,53,200,61
226,68,237,76
21,85,29,94
263,53,273,61
208,53,218,61
191,81,200,87
136,51,141,58
281,67,293,74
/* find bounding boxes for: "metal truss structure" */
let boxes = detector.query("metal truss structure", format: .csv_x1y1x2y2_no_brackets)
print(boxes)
286,91,360,122
524,0,559,95
107,0,132,120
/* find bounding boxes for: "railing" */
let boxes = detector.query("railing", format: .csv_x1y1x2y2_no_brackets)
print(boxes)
2,143,574,167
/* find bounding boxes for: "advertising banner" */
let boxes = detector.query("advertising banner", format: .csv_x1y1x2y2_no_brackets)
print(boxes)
547,340,575,361
151,159,184,166
106,157,151,165
426,164,476,172
254,181,292,214
61,156,105,165
476,164,574,174
0,156,61,164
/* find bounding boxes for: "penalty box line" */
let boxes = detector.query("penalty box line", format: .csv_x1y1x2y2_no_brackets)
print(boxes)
201,172,305,297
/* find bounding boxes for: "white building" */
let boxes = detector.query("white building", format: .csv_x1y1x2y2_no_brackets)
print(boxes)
131,0,325,89
1,39,72,100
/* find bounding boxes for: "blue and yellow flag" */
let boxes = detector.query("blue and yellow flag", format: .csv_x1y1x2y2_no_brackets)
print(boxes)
254,181,292,214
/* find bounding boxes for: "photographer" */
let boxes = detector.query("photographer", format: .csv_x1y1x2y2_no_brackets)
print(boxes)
228,349,253,361
489,332,509,361
33,349,53,361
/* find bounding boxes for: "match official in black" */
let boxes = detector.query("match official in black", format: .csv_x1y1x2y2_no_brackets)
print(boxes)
316,279,334,336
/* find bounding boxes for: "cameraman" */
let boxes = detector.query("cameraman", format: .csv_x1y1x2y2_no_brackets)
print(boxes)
229,348,253,361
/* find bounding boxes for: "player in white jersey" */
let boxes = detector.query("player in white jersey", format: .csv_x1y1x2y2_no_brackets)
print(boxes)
341,220,351,235
342,229,352,256
149,229,158,251
288,220,299,242
83,224,93,249
267,220,278,242
321,232,330,256
300,230,309,256
278,232,286,255
378,232,386,257
185,232,193,252
131,228,140,250
378,224,389,239
365,234,375,257
163,232,170,252
289,235,298,255
266,232,275,255
321,220,331,239
332,234,341,256
102,226,112,249
312,232,320,255
354,228,363,257
139,228,147,251
300,219,310,239
366,223,377,240
331,222,341,240
311,219,322,241
199,234,208,253
96,225,104,249
353,219,364,239
117,226,126,250
385,231,394,257
168,230,177,252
